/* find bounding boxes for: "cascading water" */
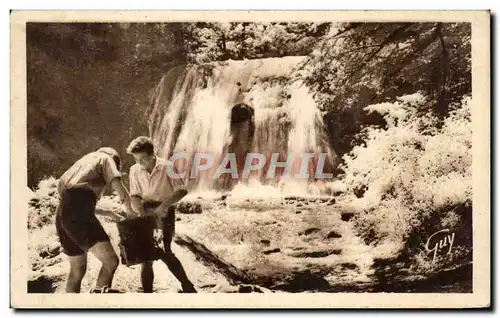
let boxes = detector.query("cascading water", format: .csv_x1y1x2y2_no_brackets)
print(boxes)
148,56,337,195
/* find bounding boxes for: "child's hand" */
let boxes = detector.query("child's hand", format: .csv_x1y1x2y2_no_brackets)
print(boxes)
121,203,137,219
111,212,126,222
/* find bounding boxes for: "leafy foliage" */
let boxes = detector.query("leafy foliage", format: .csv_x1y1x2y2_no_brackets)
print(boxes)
28,177,60,230
299,22,471,155
180,22,331,63
337,94,472,265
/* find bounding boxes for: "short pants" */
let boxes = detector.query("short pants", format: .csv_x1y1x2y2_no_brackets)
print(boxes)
55,187,110,256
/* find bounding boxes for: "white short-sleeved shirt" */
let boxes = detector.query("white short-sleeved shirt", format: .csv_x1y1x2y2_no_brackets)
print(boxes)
129,156,184,203
58,151,122,198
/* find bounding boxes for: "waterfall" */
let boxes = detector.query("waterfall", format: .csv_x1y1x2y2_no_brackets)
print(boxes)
148,57,337,194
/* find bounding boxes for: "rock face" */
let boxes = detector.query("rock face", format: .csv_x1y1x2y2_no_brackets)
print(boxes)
288,248,342,258
299,228,321,236
262,248,281,255
237,284,265,293
341,212,355,222
231,103,255,124
260,239,271,246
213,283,271,293
28,276,59,293
327,231,342,239
176,201,202,214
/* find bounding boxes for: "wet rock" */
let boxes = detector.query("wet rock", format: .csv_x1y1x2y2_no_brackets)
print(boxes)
231,103,254,124
290,249,342,258
260,239,271,246
395,262,406,269
174,234,250,285
263,248,281,255
48,246,62,258
284,196,306,202
238,284,264,293
354,185,367,198
340,263,358,270
176,203,187,213
28,276,57,293
30,198,40,204
29,198,41,209
261,221,277,226
299,228,320,236
200,283,217,289
341,212,355,222
176,201,202,214
218,284,268,293
327,231,342,239
278,271,331,292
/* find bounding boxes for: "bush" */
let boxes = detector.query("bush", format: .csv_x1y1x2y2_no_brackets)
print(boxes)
28,177,60,230
28,176,127,230
338,93,472,265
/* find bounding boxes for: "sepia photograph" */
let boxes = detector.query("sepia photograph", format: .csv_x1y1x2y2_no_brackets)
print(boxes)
10,10,490,308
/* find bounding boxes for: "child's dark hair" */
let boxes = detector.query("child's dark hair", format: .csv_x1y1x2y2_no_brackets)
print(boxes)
126,136,155,155
97,147,122,170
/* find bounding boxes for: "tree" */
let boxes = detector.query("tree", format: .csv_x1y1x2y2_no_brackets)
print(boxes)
180,22,332,63
300,22,471,156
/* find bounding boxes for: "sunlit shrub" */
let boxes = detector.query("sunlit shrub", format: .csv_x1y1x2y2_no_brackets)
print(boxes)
339,93,472,264
28,177,60,230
